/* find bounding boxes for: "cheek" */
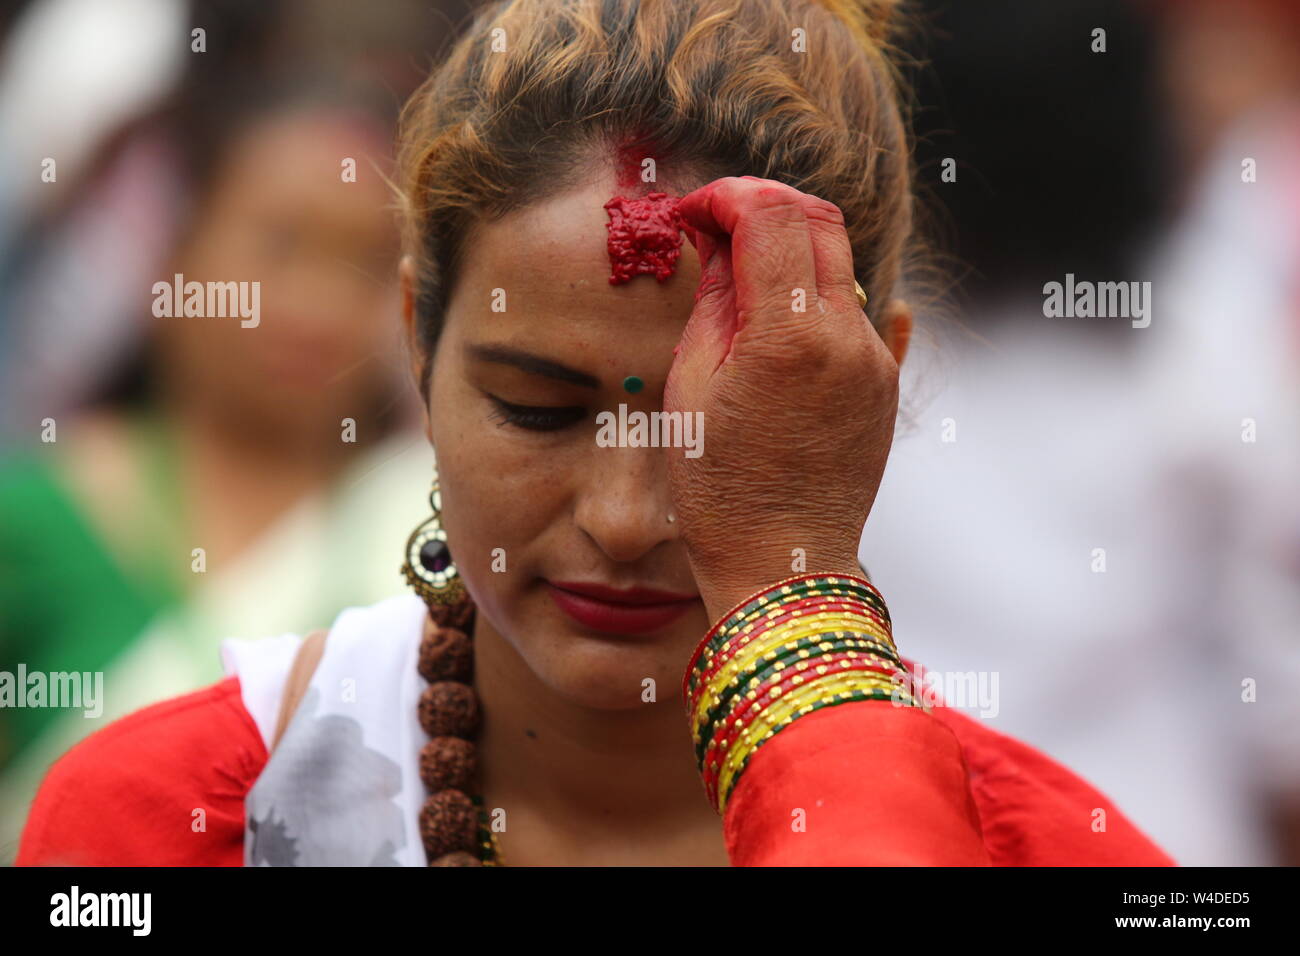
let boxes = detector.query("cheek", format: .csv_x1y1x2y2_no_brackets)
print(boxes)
426,364,573,603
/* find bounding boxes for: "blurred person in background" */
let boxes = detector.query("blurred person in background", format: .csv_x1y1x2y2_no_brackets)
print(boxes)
0,0,481,861
1135,0,1300,863
863,0,1299,864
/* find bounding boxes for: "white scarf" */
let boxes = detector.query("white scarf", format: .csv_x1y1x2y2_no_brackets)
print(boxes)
220,594,431,866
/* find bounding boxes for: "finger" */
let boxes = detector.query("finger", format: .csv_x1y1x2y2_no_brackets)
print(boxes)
730,177,862,323
796,192,861,317
678,177,819,329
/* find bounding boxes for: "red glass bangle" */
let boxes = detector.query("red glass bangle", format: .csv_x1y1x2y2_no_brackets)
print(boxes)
682,572,891,706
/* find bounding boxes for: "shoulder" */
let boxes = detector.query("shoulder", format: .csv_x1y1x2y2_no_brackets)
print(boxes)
18,595,427,867
929,704,1177,866
18,677,265,866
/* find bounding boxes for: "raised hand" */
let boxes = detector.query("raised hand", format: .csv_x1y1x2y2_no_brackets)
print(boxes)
664,176,901,620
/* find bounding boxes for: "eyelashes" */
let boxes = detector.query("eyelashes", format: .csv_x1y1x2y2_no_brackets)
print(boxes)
486,395,587,432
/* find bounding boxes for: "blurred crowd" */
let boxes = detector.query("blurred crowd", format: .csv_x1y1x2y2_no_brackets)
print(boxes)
864,0,1300,865
0,0,479,862
1,0,1297,865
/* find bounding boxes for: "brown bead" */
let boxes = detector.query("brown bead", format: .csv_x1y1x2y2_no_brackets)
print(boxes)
418,681,480,738
429,851,481,867
419,626,473,683
428,599,475,632
419,789,478,858
420,736,477,792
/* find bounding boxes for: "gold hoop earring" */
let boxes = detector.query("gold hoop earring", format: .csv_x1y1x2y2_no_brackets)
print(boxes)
401,478,467,609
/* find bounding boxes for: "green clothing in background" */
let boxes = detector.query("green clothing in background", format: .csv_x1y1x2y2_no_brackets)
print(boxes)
0,449,182,767
0,417,436,863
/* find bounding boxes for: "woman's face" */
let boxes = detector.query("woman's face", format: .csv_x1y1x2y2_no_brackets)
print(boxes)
160,110,401,441
423,171,710,710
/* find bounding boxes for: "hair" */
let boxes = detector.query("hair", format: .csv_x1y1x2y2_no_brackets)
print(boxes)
398,0,917,394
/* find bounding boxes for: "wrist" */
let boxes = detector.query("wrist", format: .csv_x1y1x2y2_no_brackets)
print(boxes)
682,570,916,814
695,559,864,624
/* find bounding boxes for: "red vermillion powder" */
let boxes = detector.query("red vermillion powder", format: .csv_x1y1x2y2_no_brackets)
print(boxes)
603,192,685,285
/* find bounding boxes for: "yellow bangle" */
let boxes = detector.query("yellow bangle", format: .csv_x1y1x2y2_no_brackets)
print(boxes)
716,672,906,807
691,621,898,737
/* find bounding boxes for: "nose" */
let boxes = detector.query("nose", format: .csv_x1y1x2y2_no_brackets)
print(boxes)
573,443,679,564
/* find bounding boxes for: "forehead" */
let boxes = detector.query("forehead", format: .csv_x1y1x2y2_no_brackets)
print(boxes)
447,172,702,345
224,111,389,186
210,111,395,239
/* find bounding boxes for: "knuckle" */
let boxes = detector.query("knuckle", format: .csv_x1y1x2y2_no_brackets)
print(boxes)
843,328,898,387
802,197,847,229
740,321,834,374
728,177,807,216
752,191,807,227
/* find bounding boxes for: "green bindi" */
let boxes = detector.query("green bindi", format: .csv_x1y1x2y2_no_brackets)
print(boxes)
622,375,644,394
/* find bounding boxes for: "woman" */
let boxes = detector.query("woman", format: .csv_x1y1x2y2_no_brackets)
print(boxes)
0,76,428,860
18,0,1173,866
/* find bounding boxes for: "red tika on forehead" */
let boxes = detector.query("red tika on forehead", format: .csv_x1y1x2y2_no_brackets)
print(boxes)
614,132,660,189
603,193,685,285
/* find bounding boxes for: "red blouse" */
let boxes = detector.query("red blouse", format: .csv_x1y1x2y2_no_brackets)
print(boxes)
17,674,1174,866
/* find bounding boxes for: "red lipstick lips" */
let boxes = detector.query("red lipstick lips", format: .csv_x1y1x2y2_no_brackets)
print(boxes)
547,580,700,635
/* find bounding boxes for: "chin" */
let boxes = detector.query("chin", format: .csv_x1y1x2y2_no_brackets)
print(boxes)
538,630,698,712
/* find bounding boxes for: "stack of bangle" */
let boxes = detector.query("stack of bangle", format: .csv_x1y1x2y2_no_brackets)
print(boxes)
683,572,923,815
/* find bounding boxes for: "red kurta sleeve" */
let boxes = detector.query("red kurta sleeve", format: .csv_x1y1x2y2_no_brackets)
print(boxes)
927,703,1177,866
721,701,994,865
17,676,265,866
720,693,1177,866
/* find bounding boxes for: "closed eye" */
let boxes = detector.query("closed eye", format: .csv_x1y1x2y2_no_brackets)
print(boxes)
486,395,587,432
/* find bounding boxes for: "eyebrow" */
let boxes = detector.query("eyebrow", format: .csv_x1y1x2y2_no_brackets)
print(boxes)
464,343,601,389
